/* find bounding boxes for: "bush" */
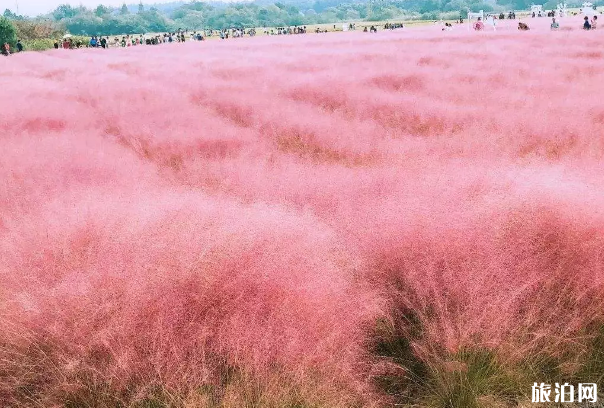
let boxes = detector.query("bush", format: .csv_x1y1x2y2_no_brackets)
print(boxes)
421,11,440,20
13,20,64,40
0,16,17,48
22,38,55,51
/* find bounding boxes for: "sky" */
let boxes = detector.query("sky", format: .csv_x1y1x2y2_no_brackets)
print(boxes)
1,0,146,16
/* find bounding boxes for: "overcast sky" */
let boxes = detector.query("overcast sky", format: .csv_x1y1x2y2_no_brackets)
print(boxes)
1,0,147,16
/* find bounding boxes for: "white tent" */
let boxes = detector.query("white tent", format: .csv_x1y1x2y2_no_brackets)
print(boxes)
556,3,568,17
581,2,596,17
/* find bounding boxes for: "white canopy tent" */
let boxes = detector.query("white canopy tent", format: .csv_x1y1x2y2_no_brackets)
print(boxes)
557,3,568,17
581,2,596,17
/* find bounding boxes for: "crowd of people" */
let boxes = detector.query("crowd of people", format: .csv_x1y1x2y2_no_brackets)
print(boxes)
470,11,599,31
52,31,208,50
2,10,602,56
267,26,307,35
384,23,404,29
51,26,318,49
43,23,404,51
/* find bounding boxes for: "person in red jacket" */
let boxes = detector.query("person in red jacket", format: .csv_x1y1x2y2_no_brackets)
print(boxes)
474,17,485,30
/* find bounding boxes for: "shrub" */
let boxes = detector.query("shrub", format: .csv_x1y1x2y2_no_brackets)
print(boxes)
0,16,17,48
22,38,55,51
13,20,64,40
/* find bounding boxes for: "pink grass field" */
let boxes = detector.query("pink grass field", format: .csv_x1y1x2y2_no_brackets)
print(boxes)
2,17,604,407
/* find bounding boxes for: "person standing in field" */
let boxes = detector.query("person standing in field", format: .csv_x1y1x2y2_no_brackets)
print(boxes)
1,42,9,56
16,40,23,52
591,15,597,29
473,17,484,30
101,37,107,49
584,16,592,30
551,18,559,30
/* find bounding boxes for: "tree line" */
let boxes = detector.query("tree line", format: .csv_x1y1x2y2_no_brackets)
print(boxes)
2,0,601,38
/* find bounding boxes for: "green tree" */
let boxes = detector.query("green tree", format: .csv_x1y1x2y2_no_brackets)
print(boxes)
65,14,104,35
120,3,130,15
509,0,533,10
344,9,361,20
94,5,110,17
138,9,170,33
3,9,22,20
0,16,17,48
138,2,145,14
53,4,78,20
174,10,206,29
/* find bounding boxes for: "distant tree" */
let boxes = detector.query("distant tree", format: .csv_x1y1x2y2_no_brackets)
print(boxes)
40,0,489,36
3,9,20,20
509,0,533,10
187,1,213,12
65,14,104,36
0,16,17,48
13,20,63,40
53,4,78,20
419,0,440,13
138,9,170,32
94,5,110,17
313,0,344,12
173,9,206,29
344,9,361,20
444,0,470,12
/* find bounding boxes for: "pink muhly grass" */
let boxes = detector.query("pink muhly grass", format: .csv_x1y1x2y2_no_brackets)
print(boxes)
2,19,604,406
